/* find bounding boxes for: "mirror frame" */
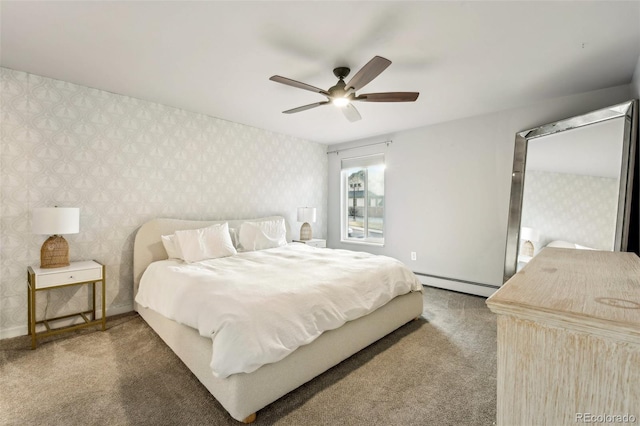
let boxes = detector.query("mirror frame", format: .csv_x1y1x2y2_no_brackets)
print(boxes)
503,100,638,282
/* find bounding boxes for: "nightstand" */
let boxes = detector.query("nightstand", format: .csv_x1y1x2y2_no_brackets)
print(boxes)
27,260,106,349
292,238,326,248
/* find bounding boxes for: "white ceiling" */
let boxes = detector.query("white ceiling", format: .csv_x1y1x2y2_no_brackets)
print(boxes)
526,117,625,179
2,1,639,145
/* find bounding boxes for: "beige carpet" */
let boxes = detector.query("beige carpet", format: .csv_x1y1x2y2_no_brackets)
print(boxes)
0,286,497,425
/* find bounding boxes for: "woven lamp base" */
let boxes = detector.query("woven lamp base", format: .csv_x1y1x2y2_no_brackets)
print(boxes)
40,235,70,268
300,222,313,241
521,240,534,257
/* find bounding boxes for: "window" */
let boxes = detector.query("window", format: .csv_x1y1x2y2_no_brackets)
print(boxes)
341,154,385,245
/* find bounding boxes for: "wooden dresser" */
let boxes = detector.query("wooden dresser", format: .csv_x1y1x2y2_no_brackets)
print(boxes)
487,248,640,425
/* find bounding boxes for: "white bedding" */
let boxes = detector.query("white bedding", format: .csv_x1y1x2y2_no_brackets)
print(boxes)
135,243,422,378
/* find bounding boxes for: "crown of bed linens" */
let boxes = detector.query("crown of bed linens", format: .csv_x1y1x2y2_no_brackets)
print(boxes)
133,216,290,295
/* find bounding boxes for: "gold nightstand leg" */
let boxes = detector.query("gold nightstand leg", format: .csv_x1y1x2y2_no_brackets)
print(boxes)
31,287,38,349
92,282,96,321
101,274,106,331
27,274,37,349
27,271,31,336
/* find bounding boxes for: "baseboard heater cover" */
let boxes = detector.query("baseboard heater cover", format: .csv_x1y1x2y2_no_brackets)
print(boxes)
414,272,499,298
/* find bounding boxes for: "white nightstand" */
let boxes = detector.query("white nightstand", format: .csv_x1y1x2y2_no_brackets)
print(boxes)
293,239,326,248
27,260,106,349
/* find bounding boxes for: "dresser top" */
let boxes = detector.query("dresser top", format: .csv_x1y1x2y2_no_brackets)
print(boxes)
487,248,640,334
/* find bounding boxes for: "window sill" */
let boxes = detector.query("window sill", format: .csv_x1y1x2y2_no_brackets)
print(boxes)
340,239,384,248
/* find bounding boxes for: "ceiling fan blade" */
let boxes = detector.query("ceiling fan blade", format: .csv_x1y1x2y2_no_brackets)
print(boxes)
345,56,392,92
353,92,420,102
342,103,362,122
270,75,330,96
283,101,330,114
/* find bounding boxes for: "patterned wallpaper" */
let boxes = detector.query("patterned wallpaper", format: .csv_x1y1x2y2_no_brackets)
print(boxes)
0,67,328,337
521,169,619,251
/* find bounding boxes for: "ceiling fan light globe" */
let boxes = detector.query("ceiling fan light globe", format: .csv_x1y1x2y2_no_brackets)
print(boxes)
332,97,350,108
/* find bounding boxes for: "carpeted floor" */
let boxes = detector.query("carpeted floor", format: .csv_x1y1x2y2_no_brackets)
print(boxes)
0,286,497,425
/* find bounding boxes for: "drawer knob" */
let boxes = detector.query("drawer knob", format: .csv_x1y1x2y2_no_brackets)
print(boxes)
69,275,74,279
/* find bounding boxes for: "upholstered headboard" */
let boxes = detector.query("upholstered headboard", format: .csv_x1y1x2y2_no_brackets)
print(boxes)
132,216,290,299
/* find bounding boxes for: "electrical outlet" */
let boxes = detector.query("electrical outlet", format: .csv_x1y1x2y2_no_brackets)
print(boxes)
410,252,417,261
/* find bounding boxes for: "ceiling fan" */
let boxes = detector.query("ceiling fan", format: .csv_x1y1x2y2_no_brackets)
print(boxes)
269,56,419,122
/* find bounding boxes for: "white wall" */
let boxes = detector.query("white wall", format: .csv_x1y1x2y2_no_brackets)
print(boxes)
521,170,619,250
631,55,640,256
633,55,640,98
327,84,633,296
0,68,328,338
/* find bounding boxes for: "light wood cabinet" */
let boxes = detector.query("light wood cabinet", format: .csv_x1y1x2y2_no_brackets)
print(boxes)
487,248,640,425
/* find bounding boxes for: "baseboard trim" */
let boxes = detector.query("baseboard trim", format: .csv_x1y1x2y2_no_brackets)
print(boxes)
415,273,499,297
0,325,25,340
0,303,134,340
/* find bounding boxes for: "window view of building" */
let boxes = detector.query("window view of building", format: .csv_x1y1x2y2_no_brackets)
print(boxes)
341,154,384,245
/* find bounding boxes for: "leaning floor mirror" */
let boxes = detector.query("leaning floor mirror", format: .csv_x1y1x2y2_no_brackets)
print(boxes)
504,100,638,282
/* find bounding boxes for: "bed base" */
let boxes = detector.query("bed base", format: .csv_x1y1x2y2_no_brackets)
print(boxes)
135,291,423,422
133,217,424,422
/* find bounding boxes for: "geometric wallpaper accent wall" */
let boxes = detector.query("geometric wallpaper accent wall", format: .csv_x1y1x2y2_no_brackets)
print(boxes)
521,169,619,251
0,67,327,337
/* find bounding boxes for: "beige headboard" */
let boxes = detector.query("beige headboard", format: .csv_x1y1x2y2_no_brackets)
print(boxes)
132,216,290,298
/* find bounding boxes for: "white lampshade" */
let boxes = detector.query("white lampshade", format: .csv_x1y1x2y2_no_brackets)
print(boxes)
32,207,80,235
520,227,540,242
297,207,316,223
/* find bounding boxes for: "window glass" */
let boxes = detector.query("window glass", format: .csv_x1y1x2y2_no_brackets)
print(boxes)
341,154,384,245
366,164,384,240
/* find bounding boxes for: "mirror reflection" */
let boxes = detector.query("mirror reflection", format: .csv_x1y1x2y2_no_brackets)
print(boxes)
504,100,636,281
519,118,624,261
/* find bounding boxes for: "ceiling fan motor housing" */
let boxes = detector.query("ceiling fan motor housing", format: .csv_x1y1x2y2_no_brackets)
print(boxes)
329,79,348,98
333,67,350,79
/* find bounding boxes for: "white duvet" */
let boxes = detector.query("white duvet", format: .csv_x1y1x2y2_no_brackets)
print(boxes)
135,243,422,378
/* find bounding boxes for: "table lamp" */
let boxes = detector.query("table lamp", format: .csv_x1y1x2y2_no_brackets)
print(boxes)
32,207,79,268
520,227,540,257
297,207,316,241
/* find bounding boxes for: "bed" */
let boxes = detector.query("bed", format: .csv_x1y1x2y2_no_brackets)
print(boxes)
133,216,424,423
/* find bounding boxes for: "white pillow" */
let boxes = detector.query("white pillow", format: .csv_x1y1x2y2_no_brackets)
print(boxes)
161,234,182,259
238,218,287,251
174,223,237,263
228,227,239,248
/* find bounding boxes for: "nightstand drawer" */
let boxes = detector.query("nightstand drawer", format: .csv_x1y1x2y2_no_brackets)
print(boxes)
36,266,102,289
305,240,326,248
293,239,326,248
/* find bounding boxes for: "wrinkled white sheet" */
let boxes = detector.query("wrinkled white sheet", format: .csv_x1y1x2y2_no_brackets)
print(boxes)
135,243,422,378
